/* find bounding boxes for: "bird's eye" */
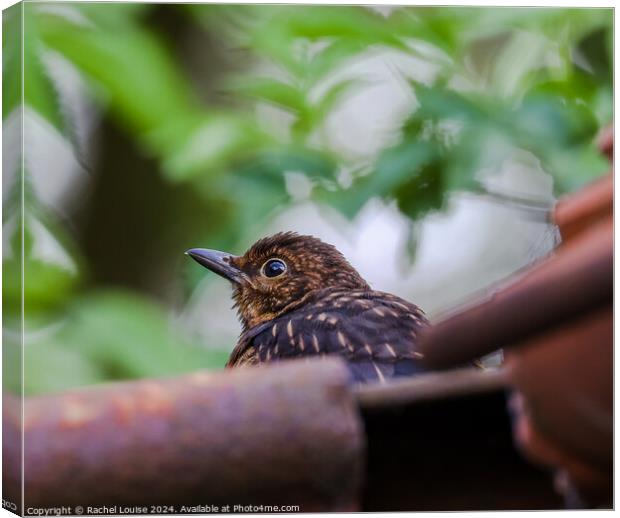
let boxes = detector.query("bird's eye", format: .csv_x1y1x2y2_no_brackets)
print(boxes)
262,258,287,278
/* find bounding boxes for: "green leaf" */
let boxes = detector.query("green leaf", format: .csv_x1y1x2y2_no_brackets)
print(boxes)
23,340,107,395
310,78,366,128
443,126,514,193
394,157,446,220
72,3,151,30
4,331,102,397
268,6,399,42
247,146,337,179
389,7,470,55
576,26,612,83
251,6,405,78
507,94,599,151
3,4,65,130
2,338,22,394
6,287,232,395
228,76,307,114
59,290,230,380
38,10,275,183
319,140,437,218
545,144,609,195
2,4,23,119
4,258,77,314
411,81,489,124
3,207,81,318
38,13,199,136
153,114,266,181
305,38,367,83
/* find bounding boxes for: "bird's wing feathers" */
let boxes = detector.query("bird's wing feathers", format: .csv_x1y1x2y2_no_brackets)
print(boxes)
227,320,271,367
245,289,429,383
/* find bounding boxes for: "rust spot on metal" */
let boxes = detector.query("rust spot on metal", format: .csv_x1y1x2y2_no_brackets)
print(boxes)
22,407,39,431
111,395,136,426
189,371,213,386
61,398,99,428
137,382,172,415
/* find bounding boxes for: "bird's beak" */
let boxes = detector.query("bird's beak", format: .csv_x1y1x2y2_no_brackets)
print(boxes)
185,248,245,285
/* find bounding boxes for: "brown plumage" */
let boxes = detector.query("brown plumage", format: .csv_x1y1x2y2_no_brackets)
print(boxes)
186,232,429,383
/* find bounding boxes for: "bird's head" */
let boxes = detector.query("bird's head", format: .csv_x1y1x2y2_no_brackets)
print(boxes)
186,232,369,329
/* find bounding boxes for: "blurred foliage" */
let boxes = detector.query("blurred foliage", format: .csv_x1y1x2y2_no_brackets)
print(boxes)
3,4,612,393
4,290,230,394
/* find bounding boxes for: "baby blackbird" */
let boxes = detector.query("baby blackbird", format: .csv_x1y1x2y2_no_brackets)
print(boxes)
187,232,429,383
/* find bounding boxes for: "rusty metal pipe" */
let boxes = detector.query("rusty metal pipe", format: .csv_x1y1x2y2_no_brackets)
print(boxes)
4,359,364,512
505,307,613,483
553,173,613,242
